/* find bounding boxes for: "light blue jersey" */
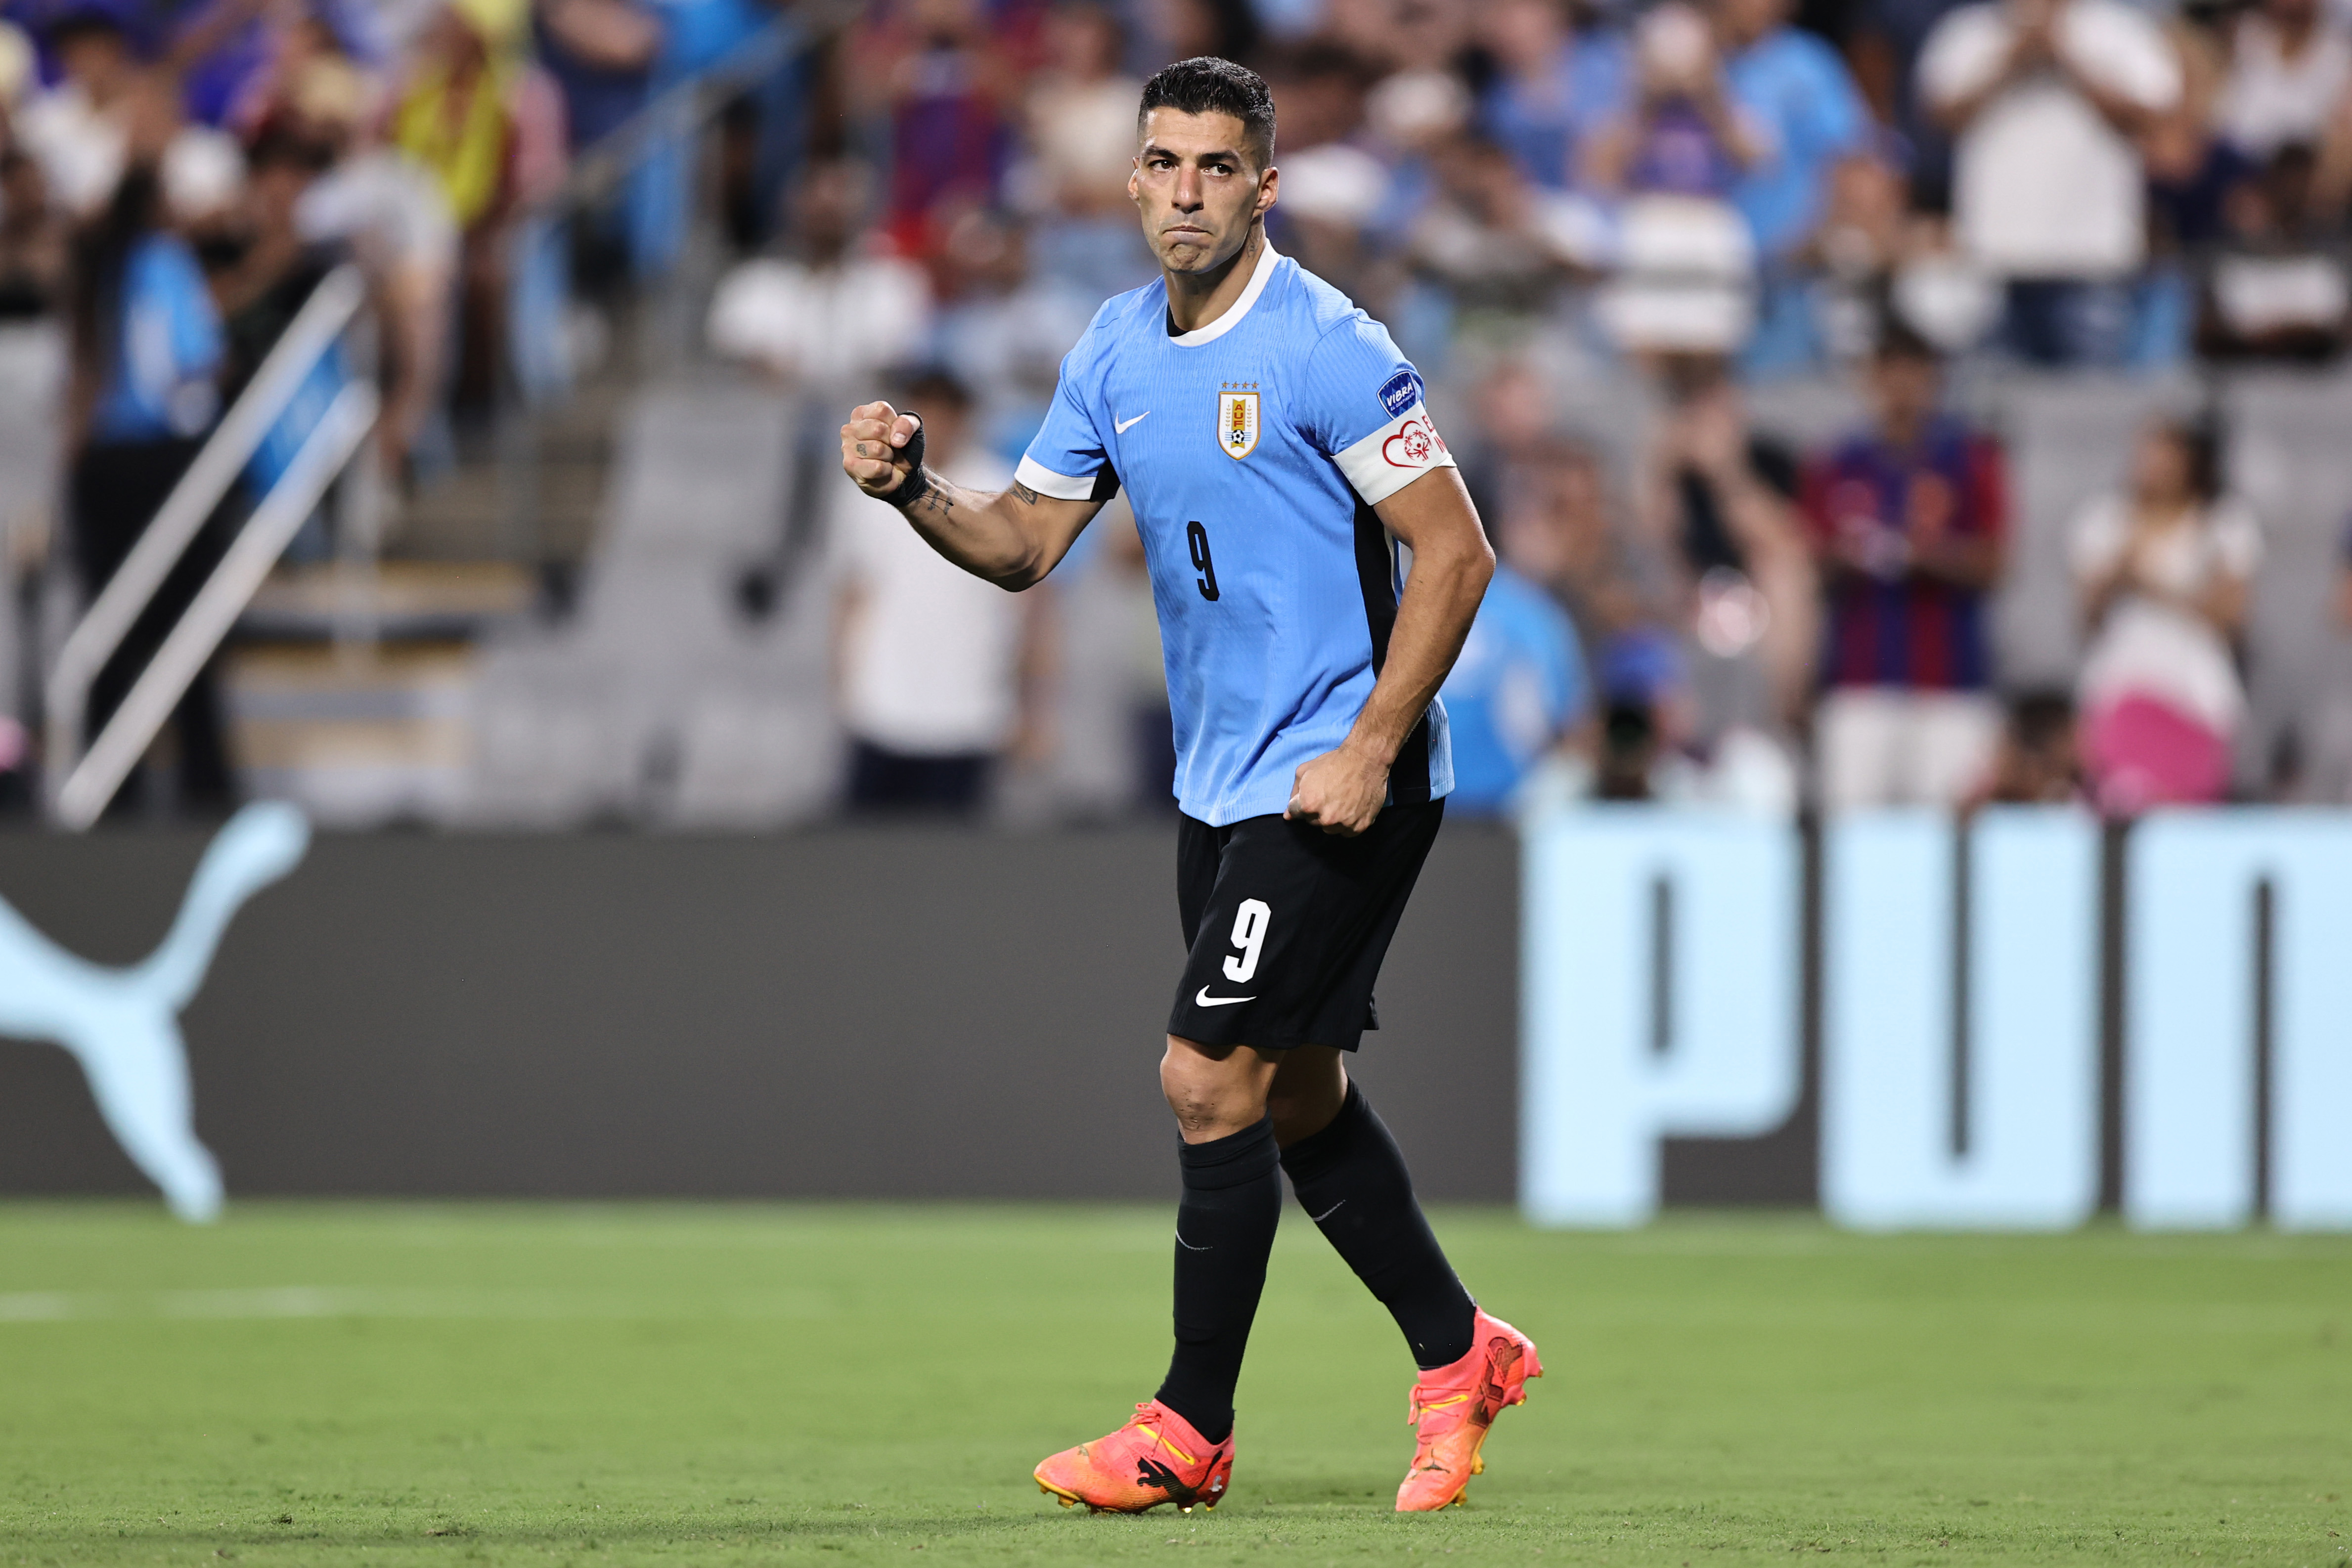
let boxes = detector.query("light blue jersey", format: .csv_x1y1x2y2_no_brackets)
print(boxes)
1018,245,1457,826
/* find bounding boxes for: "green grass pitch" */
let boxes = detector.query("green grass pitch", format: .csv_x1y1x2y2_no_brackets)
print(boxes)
0,1204,2346,1566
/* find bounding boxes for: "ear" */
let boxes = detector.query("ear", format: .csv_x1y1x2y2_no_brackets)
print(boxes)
1254,163,1280,222
1127,156,1142,206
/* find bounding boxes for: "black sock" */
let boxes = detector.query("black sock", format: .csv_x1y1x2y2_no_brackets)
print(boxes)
1153,1116,1281,1446
1280,1082,1475,1370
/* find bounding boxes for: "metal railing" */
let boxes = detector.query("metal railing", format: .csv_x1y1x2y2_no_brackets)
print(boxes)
44,264,377,829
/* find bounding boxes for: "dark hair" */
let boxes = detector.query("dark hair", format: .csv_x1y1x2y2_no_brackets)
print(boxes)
246,124,339,176
1138,56,1277,168
1874,313,1941,365
2157,416,2225,503
44,6,129,47
68,162,163,412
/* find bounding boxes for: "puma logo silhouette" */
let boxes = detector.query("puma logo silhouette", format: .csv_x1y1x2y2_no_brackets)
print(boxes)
0,803,310,1221
1134,1457,1204,1511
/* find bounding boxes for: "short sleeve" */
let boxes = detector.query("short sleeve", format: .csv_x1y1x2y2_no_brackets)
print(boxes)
2069,495,2129,582
2075,5,2182,112
1016,326,1120,503
2208,500,2263,579
1303,315,1457,507
1917,5,2007,111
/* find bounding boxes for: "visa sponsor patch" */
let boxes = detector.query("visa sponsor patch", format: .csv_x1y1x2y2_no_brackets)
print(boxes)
1378,369,1421,420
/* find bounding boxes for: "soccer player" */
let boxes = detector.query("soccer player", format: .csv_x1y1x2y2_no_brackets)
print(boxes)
839,57,1541,1515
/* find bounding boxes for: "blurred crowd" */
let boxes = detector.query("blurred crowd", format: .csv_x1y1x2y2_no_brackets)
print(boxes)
2,0,2351,821
743,0,2352,820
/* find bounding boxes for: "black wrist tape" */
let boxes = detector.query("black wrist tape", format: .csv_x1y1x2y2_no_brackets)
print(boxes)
888,412,929,508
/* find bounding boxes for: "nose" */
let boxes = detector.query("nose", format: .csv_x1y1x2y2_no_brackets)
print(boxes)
1173,165,1204,212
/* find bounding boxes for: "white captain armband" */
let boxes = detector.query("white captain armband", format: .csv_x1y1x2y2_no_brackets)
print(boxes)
1332,400,1457,506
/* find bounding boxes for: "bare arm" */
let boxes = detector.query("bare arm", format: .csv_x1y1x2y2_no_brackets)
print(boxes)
1287,467,1496,836
840,400,1102,589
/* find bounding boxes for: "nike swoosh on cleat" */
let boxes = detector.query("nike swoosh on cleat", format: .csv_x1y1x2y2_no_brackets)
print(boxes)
1115,411,1151,434
1194,987,1253,1007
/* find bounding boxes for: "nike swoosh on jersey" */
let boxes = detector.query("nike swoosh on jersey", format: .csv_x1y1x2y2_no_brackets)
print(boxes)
1115,411,1151,434
1193,987,1253,1007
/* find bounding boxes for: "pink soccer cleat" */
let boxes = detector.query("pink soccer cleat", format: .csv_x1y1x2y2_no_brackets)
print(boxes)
1395,1309,1543,1511
1033,1399,1235,1515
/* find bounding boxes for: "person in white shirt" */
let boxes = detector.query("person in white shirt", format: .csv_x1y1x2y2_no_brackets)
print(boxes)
707,158,931,395
2216,0,2352,161
2070,418,2260,813
831,370,1048,815
17,9,246,228
1918,0,2182,363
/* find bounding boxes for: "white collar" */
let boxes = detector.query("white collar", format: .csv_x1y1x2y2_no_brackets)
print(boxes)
1167,240,1281,348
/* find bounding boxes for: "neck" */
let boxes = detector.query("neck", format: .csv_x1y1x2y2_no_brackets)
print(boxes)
1164,223,1264,334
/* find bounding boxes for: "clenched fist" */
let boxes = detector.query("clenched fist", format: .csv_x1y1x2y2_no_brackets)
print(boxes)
1286,739,1390,837
841,401,925,499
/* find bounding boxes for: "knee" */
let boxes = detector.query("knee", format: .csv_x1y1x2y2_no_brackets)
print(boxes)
1266,1062,1347,1148
1160,1037,1264,1141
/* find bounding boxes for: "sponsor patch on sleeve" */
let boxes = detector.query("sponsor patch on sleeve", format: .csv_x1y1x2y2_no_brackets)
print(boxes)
1378,369,1422,420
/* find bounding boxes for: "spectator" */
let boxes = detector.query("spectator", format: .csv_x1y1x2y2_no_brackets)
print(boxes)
17,4,245,224
929,205,1092,462
707,157,932,395
534,0,661,151
1847,0,1972,209
0,148,69,318
1803,322,2006,810
203,126,347,551
1918,0,2182,366
1972,689,2080,805
1714,0,1870,371
2196,145,2351,363
1586,3,1767,356
1473,0,1631,191
1802,151,2005,361
276,58,460,477
2070,418,2259,813
1438,518,1589,816
1264,45,1388,306
63,143,236,811
1022,3,1138,219
2215,0,2351,164
1716,0,1868,262
2144,11,2241,257
1492,432,1675,686
1584,5,1768,202
830,370,1047,816
1639,357,1817,734
871,0,1014,258
388,0,566,411
1021,1,1151,298
1408,132,1606,318
1139,0,1260,67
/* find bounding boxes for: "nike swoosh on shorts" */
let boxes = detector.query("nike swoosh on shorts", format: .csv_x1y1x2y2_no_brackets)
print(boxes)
1115,411,1151,434
1193,987,1252,1007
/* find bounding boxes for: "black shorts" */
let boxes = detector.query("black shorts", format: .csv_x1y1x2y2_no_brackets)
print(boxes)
1166,800,1445,1052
